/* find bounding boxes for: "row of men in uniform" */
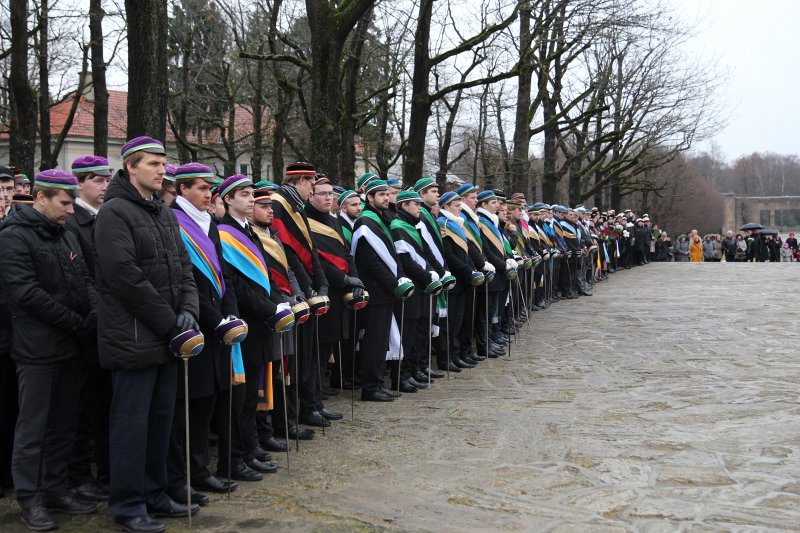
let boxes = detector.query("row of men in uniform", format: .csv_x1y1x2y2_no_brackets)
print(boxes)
0,137,651,533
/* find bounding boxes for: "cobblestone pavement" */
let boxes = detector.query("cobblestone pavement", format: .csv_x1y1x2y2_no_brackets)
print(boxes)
2,263,800,532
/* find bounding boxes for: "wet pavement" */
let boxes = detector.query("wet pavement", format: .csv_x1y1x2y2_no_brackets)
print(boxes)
2,262,800,532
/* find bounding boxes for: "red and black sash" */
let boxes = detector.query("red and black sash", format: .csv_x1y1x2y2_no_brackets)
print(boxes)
307,216,350,274
252,225,292,296
271,191,315,275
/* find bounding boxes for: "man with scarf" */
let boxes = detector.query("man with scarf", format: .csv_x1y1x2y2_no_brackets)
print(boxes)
250,188,314,445
352,180,412,402
455,184,495,362
388,190,442,392
476,191,515,352
218,175,286,482
304,176,359,422
270,163,330,428
437,192,485,371
334,190,363,389
168,163,241,503
551,205,581,299
411,178,450,378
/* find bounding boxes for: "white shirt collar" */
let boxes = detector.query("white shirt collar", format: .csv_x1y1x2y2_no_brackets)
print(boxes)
75,197,99,216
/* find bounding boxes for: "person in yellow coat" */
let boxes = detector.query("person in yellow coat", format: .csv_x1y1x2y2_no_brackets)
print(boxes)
689,234,703,262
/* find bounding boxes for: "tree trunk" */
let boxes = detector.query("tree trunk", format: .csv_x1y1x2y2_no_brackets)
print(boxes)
90,0,108,156
9,0,37,180
251,45,265,182
403,0,434,184
125,0,168,141
510,0,532,194
340,9,372,186
38,0,51,170
541,96,559,202
305,0,375,177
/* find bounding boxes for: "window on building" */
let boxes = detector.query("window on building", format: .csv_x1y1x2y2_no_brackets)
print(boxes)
240,164,249,177
760,210,771,227
774,209,800,228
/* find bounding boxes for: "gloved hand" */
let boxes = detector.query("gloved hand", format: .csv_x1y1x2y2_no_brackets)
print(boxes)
352,287,364,299
277,302,291,314
343,276,364,288
304,288,317,299
396,277,415,300
481,262,496,273
317,285,329,297
428,271,440,282
505,258,517,271
176,311,199,333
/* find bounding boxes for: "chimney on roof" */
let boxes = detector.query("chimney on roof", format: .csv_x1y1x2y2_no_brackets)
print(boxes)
81,71,94,102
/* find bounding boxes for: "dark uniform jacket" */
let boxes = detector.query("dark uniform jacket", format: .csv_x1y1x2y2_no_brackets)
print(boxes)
353,205,405,306
0,203,95,364
173,201,239,397
95,170,199,370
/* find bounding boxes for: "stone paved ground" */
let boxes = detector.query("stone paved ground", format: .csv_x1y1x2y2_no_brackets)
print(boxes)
2,263,800,532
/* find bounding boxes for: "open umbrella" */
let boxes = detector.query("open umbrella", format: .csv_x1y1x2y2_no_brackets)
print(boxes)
739,222,764,231
757,228,779,236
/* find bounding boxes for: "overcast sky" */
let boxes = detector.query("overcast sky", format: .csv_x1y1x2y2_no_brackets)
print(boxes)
677,0,800,161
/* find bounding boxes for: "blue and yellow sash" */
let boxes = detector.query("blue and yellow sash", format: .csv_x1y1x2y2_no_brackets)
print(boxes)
218,224,271,296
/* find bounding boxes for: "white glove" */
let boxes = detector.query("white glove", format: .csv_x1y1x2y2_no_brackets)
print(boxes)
443,270,452,279
277,302,291,313
505,258,516,270
516,258,524,268
481,262,496,273
397,277,412,286
428,271,440,282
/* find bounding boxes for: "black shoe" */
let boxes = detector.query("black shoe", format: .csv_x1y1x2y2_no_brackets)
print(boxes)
71,481,109,502
422,367,445,379
299,411,331,428
246,458,278,474
412,370,431,382
168,485,209,507
320,408,343,420
228,463,262,482
21,505,58,531
361,389,395,402
578,291,592,296
260,436,289,453
193,475,237,494
396,379,418,393
252,446,273,462
379,386,401,398
438,362,461,372
469,353,487,362
147,498,199,518
407,376,428,389
46,494,97,514
487,350,500,359
453,358,475,369
115,515,166,533
464,355,482,364
279,425,315,440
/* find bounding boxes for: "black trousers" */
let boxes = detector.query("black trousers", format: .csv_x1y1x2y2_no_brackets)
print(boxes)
410,294,435,373
69,362,111,487
438,290,465,367
223,363,263,472
0,354,18,488
13,359,80,507
459,286,477,359
167,392,217,492
473,284,490,356
108,361,177,521
298,321,320,416
389,309,418,382
359,302,393,392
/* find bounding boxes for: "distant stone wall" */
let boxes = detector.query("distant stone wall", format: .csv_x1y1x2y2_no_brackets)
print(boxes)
722,193,800,234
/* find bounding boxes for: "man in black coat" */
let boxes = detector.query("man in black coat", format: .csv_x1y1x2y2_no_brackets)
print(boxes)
218,175,284,481
0,169,98,531
304,177,357,421
0,166,17,498
168,163,241,502
95,137,200,533
352,180,411,402
65,155,112,503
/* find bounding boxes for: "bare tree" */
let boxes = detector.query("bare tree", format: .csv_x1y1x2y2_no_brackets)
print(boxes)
9,0,37,179
126,0,168,140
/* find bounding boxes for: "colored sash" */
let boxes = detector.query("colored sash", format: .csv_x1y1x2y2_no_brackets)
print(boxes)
352,210,398,276
438,216,468,253
252,225,292,296
479,216,504,255
271,192,315,274
391,218,427,269
418,206,445,268
174,210,225,297
218,224,271,295
461,213,483,252
308,217,350,274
